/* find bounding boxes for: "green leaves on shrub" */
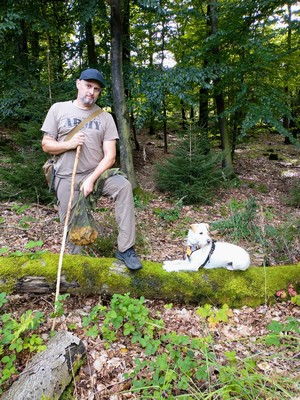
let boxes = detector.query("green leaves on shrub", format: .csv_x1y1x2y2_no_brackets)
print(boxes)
285,179,300,207
0,294,46,392
0,148,53,203
154,131,226,204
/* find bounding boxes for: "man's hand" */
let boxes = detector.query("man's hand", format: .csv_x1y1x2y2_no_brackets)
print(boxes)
80,175,95,197
42,131,86,155
66,131,86,150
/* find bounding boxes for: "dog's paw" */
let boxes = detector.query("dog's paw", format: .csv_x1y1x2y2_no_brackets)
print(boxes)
162,261,181,272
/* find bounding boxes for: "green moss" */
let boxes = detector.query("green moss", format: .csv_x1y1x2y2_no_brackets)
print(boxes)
0,255,299,308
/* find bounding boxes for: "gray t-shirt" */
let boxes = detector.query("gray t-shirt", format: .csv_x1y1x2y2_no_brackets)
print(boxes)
41,101,119,177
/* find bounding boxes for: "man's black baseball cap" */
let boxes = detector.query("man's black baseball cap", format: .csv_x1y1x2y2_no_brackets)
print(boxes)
79,68,106,87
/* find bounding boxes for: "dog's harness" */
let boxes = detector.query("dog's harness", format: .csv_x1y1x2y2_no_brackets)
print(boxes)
186,240,216,267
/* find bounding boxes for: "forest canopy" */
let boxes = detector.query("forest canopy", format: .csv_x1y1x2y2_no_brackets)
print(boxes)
0,0,299,201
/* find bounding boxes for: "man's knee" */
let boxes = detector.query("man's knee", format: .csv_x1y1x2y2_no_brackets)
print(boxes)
105,175,133,199
118,177,134,201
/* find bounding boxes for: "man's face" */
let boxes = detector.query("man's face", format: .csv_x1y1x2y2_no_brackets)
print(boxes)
76,79,101,107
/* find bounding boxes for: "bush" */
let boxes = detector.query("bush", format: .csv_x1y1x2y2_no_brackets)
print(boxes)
0,114,57,203
264,218,300,264
0,142,54,204
286,180,300,207
154,131,226,204
211,197,261,241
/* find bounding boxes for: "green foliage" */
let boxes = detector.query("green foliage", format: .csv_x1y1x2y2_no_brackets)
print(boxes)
211,199,299,264
0,143,54,204
0,76,76,205
10,203,30,215
0,0,300,188
196,303,234,329
80,293,299,398
114,294,297,399
100,293,164,351
0,290,299,398
82,304,107,337
1,239,47,259
153,198,184,222
51,294,71,318
133,187,155,209
211,196,261,241
291,295,300,306
264,218,300,264
0,292,7,308
0,293,46,393
285,179,300,207
154,131,226,205
265,317,300,347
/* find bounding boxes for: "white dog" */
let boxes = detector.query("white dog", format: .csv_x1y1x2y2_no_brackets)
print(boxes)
163,223,250,272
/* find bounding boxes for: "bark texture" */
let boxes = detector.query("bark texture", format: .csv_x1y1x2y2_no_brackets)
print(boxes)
0,254,299,308
2,331,86,400
110,0,138,187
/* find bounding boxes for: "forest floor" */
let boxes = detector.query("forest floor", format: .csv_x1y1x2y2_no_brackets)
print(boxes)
1,129,300,398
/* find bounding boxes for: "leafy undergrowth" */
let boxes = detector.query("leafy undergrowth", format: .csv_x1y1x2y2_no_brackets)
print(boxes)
0,292,299,399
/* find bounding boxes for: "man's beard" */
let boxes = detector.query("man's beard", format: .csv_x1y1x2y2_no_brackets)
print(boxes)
80,95,95,106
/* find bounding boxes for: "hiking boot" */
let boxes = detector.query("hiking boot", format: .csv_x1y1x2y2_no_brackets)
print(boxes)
115,247,143,270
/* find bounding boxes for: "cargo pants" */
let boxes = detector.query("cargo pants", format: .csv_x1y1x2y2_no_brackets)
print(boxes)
54,173,136,253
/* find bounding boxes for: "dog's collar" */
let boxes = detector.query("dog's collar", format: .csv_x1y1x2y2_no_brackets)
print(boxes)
186,240,216,266
186,244,199,258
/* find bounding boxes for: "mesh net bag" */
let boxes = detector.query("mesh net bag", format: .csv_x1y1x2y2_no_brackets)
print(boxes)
68,192,99,245
68,168,127,246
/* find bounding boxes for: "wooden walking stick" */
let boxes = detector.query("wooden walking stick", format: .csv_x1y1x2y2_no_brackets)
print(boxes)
52,145,81,331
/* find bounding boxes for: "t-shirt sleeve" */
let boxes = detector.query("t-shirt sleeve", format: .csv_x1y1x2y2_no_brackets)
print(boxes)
103,112,119,141
41,104,59,139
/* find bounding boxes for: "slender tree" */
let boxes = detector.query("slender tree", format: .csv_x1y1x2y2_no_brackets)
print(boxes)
208,0,234,174
110,0,138,187
85,18,98,67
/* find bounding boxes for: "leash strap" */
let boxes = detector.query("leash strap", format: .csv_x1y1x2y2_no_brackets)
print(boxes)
200,240,216,267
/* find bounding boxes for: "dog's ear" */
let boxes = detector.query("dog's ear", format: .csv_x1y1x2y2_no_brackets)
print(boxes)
205,223,210,232
190,224,197,232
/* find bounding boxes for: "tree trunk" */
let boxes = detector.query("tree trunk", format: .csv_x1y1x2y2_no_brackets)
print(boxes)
18,19,28,67
284,4,292,144
0,254,299,309
199,87,209,130
2,331,86,400
190,106,194,123
85,18,98,68
130,108,140,151
163,97,168,153
215,84,234,173
30,30,40,79
110,0,138,187
122,0,140,151
181,99,186,130
208,1,234,176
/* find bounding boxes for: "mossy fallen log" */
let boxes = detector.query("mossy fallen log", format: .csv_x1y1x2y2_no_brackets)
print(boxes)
2,331,85,400
0,254,299,307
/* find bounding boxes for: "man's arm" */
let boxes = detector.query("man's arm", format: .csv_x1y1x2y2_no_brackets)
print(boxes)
41,132,86,155
80,140,117,197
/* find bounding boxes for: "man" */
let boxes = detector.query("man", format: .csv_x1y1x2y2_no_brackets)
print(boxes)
41,68,142,271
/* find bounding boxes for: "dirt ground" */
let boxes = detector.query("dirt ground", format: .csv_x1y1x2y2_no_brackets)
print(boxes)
1,129,300,264
1,130,300,398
